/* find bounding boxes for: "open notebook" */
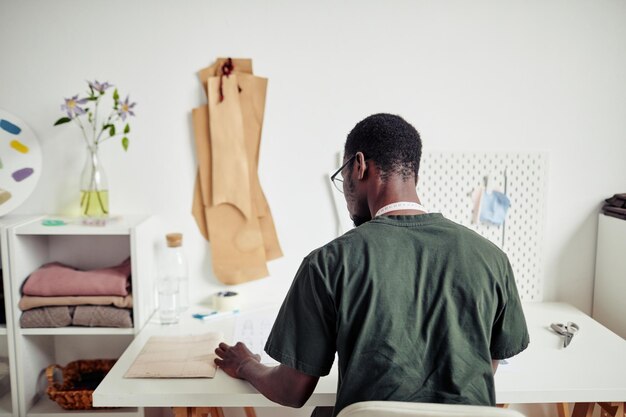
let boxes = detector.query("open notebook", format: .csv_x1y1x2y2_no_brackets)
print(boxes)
124,333,222,378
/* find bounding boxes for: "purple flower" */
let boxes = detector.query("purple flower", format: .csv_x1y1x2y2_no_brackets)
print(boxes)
88,80,113,94
118,96,136,121
61,95,88,118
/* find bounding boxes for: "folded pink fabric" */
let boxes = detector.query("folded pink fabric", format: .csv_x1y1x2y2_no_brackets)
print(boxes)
22,258,131,297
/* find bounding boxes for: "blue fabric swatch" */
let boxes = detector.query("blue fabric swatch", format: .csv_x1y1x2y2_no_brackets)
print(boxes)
480,191,511,225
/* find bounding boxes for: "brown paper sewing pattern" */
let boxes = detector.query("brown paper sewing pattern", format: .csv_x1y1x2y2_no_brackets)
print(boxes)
191,58,282,285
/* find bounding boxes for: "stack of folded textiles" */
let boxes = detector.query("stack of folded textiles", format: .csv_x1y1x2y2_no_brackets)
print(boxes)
19,258,133,328
602,193,626,220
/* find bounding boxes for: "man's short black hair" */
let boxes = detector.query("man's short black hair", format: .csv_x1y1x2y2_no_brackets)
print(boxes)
344,113,422,181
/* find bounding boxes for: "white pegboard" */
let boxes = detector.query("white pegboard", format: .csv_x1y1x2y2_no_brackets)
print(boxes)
418,152,547,301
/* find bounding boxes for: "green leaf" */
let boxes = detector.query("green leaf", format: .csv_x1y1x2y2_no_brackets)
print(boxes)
88,112,93,123
124,123,130,134
113,88,119,102
109,124,116,136
122,137,129,151
54,117,71,126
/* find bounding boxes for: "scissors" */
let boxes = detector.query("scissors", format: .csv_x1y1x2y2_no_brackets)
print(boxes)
550,322,580,348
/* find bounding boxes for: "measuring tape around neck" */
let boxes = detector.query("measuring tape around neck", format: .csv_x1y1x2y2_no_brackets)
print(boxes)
375,201,428,218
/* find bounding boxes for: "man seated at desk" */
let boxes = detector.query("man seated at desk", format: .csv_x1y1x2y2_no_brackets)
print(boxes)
215,113,530,417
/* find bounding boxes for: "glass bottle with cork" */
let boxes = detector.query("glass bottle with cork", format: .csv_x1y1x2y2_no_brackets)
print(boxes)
157,233,190,324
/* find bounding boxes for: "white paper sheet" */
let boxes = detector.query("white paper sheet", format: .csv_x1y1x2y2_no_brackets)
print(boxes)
234,311,278,364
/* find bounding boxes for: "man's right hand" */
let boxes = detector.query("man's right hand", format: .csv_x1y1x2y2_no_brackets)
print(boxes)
215,342,320,408
214,341,261,379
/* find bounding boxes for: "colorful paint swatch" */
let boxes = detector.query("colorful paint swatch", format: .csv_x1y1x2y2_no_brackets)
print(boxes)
0,109,42,215
0,188,11,205
0,119,21,135
10,140,29,153
12,167,33,182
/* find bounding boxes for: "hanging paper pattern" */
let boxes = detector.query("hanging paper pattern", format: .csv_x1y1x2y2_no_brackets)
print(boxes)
191,58,282,285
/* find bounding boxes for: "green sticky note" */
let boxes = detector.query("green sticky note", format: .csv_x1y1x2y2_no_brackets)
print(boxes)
42,219,66,226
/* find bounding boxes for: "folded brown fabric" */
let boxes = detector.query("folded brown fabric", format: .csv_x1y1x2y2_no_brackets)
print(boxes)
603,208,626,220
22,257,131,297
72,306,133,328
19,294,133,311
603,206,626,215
20,306,73,328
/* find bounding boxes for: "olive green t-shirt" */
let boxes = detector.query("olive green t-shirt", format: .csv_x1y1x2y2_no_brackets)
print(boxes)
264,213,529,416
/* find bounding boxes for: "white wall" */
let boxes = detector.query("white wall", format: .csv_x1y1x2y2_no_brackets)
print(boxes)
1,0,626,415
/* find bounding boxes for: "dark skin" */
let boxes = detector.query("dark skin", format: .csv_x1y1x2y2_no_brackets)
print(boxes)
214,151,499,407
214,342,319,407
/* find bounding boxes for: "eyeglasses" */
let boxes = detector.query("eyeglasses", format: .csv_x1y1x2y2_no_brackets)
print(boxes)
330,154,356,194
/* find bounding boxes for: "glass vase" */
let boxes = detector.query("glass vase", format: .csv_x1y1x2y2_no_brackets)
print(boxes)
80,145,109,218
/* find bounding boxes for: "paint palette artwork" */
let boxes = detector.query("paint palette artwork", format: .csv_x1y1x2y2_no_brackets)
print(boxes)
0,109,42,216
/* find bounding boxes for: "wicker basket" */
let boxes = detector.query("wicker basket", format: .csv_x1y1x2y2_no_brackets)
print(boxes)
45,359,117,410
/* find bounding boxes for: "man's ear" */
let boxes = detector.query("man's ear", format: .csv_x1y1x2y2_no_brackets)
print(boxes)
355,152,367,180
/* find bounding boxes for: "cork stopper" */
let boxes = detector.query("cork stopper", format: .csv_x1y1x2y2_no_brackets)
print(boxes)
166,233,183,248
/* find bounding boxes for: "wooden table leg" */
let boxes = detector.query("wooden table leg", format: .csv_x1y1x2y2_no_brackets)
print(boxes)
556,402,570,417
244,407,258,417
173,406,249,417
572,403,595,417
173,407,191,417
172,407,217,417
192,407,211,417
211,407,224,417
200,409,211,417
598,402,625,417
610,402,624,417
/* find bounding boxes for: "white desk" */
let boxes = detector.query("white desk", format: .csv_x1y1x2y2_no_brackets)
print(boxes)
93,302,626,411
495,303,626,405
94,304,337,408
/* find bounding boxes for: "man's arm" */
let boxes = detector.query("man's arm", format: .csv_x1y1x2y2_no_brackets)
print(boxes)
215,342,320,408
492,359,499,373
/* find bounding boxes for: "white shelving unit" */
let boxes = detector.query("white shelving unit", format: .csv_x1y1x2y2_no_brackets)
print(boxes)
0,215,38,417
593,213,626,339
4,215,160,417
